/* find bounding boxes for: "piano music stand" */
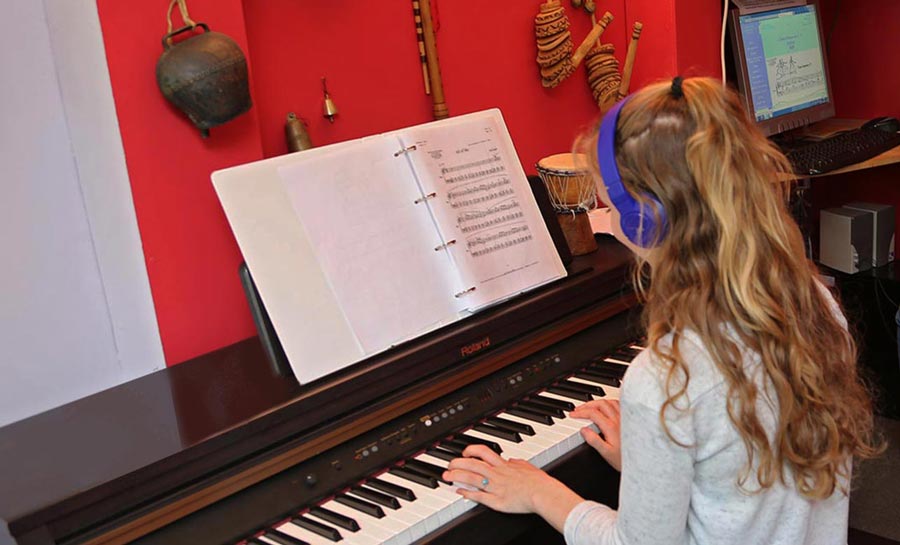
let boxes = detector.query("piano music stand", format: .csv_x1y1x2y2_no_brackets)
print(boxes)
238,262,294,379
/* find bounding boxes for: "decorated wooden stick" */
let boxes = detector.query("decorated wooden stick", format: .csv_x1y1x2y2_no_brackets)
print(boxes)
412,0,431,95
571,11,613,69
419,0,449,119
617,22,643,100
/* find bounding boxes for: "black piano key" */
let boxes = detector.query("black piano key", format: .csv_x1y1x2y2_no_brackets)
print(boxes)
487,415,536,436
612,349,638,361
309,506,360,532
290,516,342,542
248,539,268,545
574,370,621,387
472,423,522,443
388,466,439,489
562,379,606,397
350,485,401,509
517,400,565,418
439,440,466,456
335,494,385,518
264,529,309,545
545,385,592,402
585,364,624,379
454,433,503,454
425,447,458,462
504,406,554,425
527,395,575,412
403,459,451,483
593,360,629,375
366,477,417,501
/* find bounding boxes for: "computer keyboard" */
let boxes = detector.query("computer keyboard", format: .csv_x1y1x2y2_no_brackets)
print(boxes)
784,127,900,176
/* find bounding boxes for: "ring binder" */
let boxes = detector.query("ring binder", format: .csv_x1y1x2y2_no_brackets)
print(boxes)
393,144,418,157
434,239,457,251
454,286,477,298
414,192,437,204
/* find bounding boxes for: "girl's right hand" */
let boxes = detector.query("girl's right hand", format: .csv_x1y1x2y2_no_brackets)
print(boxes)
570,399,622,471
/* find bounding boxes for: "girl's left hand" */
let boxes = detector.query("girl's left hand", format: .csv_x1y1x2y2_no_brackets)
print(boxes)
441,444,568,514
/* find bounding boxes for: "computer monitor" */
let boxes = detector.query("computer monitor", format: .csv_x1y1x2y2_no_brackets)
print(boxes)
728,1,835,136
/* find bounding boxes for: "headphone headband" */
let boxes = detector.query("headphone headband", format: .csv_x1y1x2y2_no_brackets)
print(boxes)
596,97,668,247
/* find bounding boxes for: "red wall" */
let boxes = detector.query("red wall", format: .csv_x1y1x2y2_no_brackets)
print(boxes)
97,0,722,365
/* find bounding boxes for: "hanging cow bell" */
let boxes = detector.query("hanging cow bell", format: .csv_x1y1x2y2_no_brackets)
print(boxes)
156,23,252,137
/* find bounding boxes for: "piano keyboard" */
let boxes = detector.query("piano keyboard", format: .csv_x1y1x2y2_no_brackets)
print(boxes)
238,343,643,545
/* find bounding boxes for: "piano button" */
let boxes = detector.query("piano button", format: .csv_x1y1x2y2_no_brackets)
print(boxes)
487,415,536,436
263,529,310,545
545,385,592,402
308,506,360,532
349,486,401,509
504,406,554,425
335,494,385,518
527,395,574,412
517,400,565,418
403,459,450,483
562,379,606,397
454,433,502,454
472,423,522,443
365,477,417,501
388,466,438,488
424,447,457,462
288,516,343,542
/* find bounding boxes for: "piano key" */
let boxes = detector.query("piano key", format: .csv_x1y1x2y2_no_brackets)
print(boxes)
388,466,438,488
402,459,450,483
276,521,337,545
597,359,630,373
365,477,417,501
349,486,401,509
573,369,621,387
583,364,623,379
472,422,522,443
517,400,565,418
308,506,360,532
289,516,342,542
486,415,536,436
424,447,457,462
504,406,554,425
453,433,502,454
526,395,575,412
335,494,385,518
611,349,639,361
263,529,309,545
545,384,592,402
437,441,465,456
248,539,268,545
378,471,469,527
561,379,606,397
320,501,402,544
460,429,535,461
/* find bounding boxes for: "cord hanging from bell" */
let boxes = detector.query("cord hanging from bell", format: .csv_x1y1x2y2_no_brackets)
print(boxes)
322,77,339,123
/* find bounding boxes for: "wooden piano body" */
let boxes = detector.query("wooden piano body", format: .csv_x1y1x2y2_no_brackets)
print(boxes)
0,236,640,545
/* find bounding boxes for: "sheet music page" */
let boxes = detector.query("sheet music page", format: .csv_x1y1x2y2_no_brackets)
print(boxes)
400,110,567,310
278,136,463,354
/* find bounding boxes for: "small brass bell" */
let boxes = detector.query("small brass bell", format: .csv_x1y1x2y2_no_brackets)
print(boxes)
322,77,339,123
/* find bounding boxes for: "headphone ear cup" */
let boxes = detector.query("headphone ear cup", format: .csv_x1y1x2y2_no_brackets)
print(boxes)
619,198,667,247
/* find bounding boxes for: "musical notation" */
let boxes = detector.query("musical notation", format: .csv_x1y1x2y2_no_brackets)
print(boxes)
458,200,521,222
466,224,530,249
450,188,516,209
447,177,511,200
459,211,524,235
441,155,501,175
444,164,506,184
470,234,534,257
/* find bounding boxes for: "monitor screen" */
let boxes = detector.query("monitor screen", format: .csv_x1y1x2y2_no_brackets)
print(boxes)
729,2,835,136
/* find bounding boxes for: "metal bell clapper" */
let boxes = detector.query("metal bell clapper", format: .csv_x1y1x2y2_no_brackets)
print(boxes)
322,77,339,123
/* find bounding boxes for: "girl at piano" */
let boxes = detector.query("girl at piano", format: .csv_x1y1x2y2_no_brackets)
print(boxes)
443,76,881,545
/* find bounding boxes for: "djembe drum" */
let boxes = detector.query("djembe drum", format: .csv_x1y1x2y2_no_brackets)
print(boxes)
536,152,598,255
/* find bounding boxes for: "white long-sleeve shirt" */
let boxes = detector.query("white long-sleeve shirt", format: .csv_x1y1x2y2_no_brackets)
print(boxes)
564,328,850,545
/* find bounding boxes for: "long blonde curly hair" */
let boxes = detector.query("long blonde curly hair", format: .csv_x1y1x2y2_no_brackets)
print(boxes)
579,77,880,499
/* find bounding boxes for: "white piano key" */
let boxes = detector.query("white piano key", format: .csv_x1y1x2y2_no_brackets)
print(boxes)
377,471,461,525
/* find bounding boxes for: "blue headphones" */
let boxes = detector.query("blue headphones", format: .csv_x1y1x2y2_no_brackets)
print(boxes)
597,97,668,247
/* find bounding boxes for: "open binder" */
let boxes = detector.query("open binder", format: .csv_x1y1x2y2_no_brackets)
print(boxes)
213,109,567,383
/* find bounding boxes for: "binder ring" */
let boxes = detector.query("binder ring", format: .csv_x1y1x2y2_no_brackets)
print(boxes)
414,192,437,204
454,286,477,298
393,144,418,157
434,239,457,251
